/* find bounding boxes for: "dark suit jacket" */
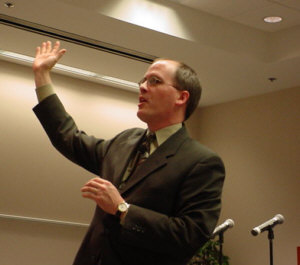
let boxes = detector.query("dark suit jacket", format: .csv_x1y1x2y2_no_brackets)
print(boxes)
33,94,225,265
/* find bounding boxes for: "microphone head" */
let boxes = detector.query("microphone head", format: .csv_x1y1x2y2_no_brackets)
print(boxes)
225,219,235,228
251,228,260,236
274,214,284,224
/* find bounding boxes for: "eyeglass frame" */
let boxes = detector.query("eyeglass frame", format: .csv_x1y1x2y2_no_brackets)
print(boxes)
138,75,179,90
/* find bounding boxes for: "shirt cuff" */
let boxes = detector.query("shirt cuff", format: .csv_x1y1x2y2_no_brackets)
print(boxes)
35,84,55,103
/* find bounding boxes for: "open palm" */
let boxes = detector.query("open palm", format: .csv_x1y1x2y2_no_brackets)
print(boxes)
33,41,66,72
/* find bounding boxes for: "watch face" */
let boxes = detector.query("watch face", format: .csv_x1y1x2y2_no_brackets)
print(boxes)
118,203,128,212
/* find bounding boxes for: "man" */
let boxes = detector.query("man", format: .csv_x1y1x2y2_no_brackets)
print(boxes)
32,41,225,265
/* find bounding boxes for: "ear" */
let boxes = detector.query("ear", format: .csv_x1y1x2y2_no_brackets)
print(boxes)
175,90,190,106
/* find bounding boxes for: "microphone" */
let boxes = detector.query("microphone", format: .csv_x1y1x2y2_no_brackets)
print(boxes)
251,214,284,236
211,219,234,238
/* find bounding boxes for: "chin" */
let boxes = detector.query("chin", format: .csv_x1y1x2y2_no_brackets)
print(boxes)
137,110,149,124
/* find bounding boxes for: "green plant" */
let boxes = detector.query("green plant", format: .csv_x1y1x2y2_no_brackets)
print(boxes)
187,240,229,265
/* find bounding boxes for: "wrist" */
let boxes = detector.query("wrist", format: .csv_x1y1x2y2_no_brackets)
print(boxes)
34,69,52,88
115,201,130,220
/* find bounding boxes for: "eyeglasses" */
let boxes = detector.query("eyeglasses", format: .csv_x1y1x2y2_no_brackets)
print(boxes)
138,76,177,89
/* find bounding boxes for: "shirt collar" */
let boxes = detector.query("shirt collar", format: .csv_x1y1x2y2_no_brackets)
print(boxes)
149,123,182,147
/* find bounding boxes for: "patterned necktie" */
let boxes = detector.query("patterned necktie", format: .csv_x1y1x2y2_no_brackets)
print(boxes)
121,132,156,184
138,132,156,163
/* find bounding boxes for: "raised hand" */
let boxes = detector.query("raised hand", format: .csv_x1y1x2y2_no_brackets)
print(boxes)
33,41,66,88
33,41,66,73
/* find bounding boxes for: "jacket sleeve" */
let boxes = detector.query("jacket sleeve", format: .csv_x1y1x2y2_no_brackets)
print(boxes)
33,94,110,175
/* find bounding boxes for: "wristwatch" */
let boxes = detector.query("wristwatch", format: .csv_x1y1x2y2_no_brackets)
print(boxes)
115,202,130,218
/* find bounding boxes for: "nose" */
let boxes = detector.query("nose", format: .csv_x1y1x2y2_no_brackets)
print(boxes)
139,80,148,93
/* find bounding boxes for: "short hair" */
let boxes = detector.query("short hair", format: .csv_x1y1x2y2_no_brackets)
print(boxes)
174,62,202,120
154,58,202,120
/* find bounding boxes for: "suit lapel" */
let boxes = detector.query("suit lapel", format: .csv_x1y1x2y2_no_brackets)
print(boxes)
109,129,146,186
120,126,189,195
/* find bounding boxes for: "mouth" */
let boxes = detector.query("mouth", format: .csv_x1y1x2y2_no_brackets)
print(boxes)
139,96,147,103
138,96,148,108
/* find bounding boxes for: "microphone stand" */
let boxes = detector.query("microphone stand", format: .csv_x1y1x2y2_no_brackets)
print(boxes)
267,227,274,265
217,232,224,265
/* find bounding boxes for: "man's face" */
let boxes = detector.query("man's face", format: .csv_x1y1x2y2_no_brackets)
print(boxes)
137,60,181,127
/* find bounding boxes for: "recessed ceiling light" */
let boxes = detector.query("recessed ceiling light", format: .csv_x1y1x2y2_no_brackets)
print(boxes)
263,16,282,23
4,2,15,8
268,77,277,82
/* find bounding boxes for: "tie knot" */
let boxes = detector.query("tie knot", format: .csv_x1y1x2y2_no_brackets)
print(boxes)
146,132,156,143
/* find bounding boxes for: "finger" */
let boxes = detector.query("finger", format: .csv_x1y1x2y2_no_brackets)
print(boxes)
52,41,60,53
46,41,52,53
57,48,67,60
35,46,41,57
85,177,104,186
81,186,99,195
52,41,66,57
81,192,97,201
84,179,99,188
41,42,47,54
89,183,107,193
81,186,99,202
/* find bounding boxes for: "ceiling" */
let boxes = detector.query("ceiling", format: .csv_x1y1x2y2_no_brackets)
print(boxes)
170,0,300,32
1,0,300,106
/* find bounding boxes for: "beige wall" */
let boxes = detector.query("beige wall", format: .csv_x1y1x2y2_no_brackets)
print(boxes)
1,59,299,265
0,60,145,265
187,87,300,265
